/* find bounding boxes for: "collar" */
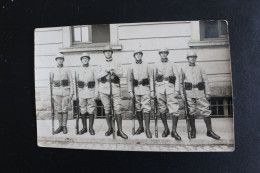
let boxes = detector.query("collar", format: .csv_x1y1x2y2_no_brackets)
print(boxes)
57,64,63,68
161,58,168,62
189,63,196,67
83,63,89,67
106,58,112,62
136,60,142,64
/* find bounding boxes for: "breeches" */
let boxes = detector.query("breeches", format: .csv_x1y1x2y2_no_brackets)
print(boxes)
187,97,211,117
157,93,179,116
100,93,121,114
79,98,96,114
53,95,70,113
135,94,151,113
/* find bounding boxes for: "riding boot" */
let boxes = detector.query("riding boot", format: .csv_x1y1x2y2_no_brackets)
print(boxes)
54,112,63,134
105,113,113,136
89,114,95,135
190,114,196,138
62,112,68,134
115,114,128,139
79,113,88,135
135,111,144,135
143,113,152,138
204,117,220,140
171,116,181,140
160,113,170,137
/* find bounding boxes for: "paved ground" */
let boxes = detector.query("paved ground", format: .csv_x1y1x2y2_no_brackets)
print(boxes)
37,117,234,152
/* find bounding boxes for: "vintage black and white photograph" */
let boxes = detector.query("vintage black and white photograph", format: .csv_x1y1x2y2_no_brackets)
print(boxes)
35,20,234,152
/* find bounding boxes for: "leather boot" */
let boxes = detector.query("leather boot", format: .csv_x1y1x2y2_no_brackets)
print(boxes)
116,114,128,139
204,117,220,140
89,114,95,135
79,113,88,135
171,116,181,140
54,112,63,134
160,113,170,137
190,114,196,138
105,113,113,136
135,111,144,135
62,112,68,134
143,113,152,138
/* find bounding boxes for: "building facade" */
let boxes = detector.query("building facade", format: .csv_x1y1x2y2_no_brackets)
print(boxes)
35,20,232,120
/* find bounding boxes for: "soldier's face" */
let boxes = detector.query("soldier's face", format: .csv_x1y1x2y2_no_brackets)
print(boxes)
134,53,142,61
159,52,168,59
104,51,113,59
81,57,89,64
56,58,64,65
188,56,197,64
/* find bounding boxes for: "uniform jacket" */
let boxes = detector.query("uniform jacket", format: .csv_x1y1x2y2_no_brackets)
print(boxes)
153,60,179,95
127,61,153,96
76,65,97,99
180,63,211,98
96,58,123,95
50,66,73,96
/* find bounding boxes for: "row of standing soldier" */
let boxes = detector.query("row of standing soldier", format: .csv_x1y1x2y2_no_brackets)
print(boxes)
49,45,220,140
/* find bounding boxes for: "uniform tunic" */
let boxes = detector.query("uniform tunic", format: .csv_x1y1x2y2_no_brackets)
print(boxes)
76,65,97,114
127,61,153,113
96,58,123,114
50,66,73,113
154,60,180,116
180,63,211,117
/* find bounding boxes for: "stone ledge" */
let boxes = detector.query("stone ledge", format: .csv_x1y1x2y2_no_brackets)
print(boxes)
59,44,122,53
188,39,229,47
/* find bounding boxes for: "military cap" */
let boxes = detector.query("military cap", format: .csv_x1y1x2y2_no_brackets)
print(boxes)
80,52,90,61
103,45,113,53
133,50,143,57
187,52,197,58
159,48,169,54
55,53,64,60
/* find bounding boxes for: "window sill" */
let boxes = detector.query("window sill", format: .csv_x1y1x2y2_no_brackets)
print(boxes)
188,39,229,47
59,43,122,53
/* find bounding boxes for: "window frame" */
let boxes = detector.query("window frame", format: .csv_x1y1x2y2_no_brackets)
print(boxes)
72,25,93,45
188,20,229,47
203,20,228,40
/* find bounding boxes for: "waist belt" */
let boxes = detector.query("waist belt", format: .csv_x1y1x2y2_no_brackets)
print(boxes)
133,78,149,87
185,82,205,90
100,76,120,84
157,76,176,84
53,80,69,87
77,81,95,88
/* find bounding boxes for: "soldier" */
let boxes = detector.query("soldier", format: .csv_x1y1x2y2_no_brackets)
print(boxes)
96,45,128,139
127,50,154,138
75,52,97,135
50,53,73,134
180,52,220,140
154,48,181,140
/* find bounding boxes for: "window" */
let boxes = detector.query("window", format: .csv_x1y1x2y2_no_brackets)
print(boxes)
95,100,105,119
189,20,229,47
204,20,228,39
209,97,233,117
72,24,110,44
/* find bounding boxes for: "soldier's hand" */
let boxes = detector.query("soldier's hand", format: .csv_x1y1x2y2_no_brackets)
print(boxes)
206,94,211,100
181,94,185,101
150,91,155,98
105,67,112,73
129,92,134,98
110,69,115,75
174,91,180,98
69,95,73,101
95,92,99,99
